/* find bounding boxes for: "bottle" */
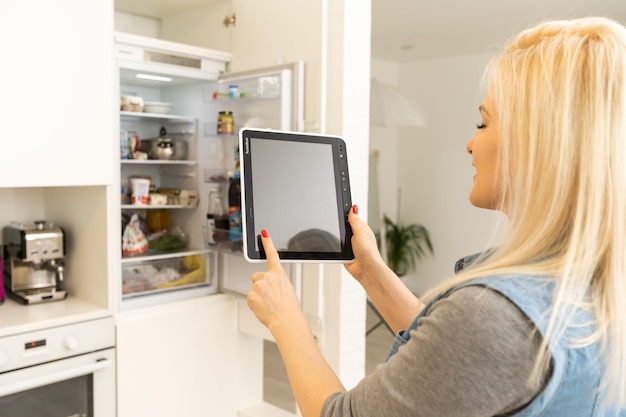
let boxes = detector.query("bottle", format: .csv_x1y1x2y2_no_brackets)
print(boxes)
120,129,130,159
228,84,239,98
228,170,242,245
208,188,229,243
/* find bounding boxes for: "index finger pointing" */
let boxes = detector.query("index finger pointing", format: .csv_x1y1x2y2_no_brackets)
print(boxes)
260,229,281,269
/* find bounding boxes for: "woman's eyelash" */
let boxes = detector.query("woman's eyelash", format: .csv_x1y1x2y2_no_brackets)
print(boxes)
476,124,486,129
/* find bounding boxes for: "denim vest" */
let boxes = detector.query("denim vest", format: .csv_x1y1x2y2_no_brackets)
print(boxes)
386,254,626,416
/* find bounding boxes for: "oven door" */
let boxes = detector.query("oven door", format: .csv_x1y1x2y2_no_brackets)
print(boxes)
0,348,115,417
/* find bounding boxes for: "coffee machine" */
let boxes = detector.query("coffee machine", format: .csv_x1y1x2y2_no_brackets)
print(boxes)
2,220,68,304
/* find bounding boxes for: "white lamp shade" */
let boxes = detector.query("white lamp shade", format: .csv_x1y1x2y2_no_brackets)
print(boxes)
370,78,426,127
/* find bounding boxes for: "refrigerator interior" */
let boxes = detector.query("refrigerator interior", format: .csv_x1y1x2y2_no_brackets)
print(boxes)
118,63,301,307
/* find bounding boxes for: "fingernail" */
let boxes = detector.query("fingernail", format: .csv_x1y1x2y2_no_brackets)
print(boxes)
352,205,358,214
261,229,269,238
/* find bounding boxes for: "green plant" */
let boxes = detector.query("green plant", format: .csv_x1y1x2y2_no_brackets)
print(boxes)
381,214,433,277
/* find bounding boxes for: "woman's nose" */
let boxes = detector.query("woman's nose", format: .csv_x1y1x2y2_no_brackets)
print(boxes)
466,137,474,155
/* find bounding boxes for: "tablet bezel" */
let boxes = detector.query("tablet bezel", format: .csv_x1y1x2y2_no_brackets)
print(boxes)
239,128,354,263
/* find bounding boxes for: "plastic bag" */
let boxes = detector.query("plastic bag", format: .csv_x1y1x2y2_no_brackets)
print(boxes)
122,213,149,256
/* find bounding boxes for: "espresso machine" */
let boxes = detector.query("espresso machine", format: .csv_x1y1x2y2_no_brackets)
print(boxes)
2,220,68,304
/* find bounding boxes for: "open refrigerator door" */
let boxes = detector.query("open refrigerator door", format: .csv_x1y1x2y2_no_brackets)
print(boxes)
200,62,305,296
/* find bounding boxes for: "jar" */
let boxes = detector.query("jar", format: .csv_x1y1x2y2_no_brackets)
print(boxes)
217,111,235,134
145,209,170,233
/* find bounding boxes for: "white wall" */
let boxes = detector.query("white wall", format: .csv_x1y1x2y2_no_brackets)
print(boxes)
395,53,506,295
369,59,400,231
115,11,160,37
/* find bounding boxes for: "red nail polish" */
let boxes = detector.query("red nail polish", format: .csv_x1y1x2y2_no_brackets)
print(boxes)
352,205,358,214
261,229,269,238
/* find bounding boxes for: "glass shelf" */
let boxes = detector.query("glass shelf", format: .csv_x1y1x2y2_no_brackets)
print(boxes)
211,93,279,101
121,248,209,264
121,204,195,210
120,111,195,123
121,160,197,166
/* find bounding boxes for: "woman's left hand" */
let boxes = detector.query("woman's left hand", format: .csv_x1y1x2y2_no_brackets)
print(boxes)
247,230,303,332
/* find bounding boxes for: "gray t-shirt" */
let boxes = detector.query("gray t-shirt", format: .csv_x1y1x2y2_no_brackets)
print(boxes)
322,286,550,416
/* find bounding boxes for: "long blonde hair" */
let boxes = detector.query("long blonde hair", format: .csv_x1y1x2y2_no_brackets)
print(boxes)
423,17,626,407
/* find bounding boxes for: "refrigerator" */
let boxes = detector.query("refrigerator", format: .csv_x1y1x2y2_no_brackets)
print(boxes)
115,31,304,310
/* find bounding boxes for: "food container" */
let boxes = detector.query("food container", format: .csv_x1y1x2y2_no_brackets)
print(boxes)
147,127,188,160
144,102,173,114
145,209,170,233
149,193,168,206
158,188,199,207
122,253,210,296
156,138,175,160
121,95,144,112
130,178,151,205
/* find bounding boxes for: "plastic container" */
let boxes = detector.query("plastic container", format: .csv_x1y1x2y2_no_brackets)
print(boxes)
130,178,151,205
228,84,239,98
122,253,210,297
120,129,130,159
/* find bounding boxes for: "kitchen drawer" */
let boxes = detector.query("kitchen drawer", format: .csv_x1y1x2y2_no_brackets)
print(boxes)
121,251,213,299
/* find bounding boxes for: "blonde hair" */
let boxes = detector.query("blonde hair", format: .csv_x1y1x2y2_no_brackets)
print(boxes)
424,17,626,407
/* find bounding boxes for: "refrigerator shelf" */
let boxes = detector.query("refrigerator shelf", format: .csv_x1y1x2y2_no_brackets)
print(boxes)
211,93,279,102
121,111,195,123
121,248,210,264
121,160,197,165
121,204,195,210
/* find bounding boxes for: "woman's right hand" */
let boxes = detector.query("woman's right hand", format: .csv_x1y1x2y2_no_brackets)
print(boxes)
344,205,386,283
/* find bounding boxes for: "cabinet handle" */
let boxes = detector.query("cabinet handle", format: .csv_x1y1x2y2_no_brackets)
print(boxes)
0,359,112,397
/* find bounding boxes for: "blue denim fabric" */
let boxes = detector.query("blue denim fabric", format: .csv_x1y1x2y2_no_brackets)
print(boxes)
386,254,626,416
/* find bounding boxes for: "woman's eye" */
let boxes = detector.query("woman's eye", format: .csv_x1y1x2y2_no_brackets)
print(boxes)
476,124,486,129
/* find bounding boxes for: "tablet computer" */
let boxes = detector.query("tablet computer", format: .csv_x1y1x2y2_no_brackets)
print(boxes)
239,128,354,263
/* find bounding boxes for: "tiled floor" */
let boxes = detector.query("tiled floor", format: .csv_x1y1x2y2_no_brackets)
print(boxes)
263,303,395,413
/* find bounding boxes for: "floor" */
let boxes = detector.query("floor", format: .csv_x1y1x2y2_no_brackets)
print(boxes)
263,303,395,413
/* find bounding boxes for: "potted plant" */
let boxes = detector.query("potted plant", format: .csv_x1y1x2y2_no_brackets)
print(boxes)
380,214,433,277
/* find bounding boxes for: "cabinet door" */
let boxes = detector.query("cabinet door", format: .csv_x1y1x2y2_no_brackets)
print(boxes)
0,0,114,187
116,295,263,417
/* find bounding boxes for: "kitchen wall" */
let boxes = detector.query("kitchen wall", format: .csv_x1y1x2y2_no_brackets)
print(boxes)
369,59,400,230
388,53,507,295
115,11,159,37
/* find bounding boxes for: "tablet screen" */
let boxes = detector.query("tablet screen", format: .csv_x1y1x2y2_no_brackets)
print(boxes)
240,128,354,262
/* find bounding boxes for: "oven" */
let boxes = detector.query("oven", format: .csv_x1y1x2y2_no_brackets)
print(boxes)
0,317,115,417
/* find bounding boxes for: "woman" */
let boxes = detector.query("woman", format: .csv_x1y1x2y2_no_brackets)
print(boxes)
247,17,626,416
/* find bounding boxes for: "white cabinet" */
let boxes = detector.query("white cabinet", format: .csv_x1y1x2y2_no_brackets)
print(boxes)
116,294,264,417
0,0,115,335
0,0,115,187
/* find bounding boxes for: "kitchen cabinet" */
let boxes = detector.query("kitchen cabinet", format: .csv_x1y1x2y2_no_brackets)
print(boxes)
0,0,115,337
0,0,115,188
116,294,263,417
